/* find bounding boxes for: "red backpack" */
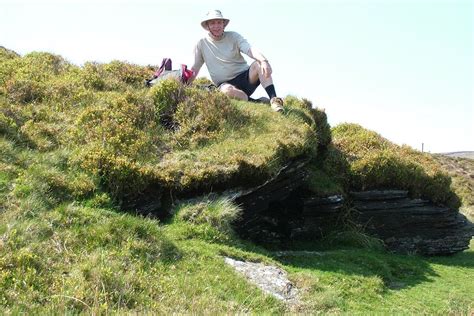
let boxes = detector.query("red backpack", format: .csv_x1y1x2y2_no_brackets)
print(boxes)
145,58,194,87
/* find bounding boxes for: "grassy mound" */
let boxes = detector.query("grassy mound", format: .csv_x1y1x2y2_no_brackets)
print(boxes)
331,123,461,208
0,48,327,208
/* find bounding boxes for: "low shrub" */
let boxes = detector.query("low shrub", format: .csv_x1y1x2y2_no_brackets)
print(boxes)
5,78,46,104
102,60,153,88
81,62,107,91
148,78,186,129
0,46,20,60
174,87,246,146
70,92,161,201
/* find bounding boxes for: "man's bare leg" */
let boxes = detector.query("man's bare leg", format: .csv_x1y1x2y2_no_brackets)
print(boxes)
249,61,283,112
219,83,248,100
248,61,273,88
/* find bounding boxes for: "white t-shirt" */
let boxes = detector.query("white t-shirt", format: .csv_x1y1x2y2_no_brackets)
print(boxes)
192,31,252,86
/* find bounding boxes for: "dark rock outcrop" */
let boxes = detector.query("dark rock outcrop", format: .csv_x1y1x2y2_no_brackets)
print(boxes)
350,190,474,255
232,159,309,245
294,194,345,239
232,172,473,254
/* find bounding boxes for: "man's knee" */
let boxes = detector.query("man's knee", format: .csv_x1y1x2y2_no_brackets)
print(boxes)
249,62,261,84
219,83,234,95
219,83,248,100
249,61,260,76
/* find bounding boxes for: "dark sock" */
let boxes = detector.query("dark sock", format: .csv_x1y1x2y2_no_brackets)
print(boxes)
265,84,277,99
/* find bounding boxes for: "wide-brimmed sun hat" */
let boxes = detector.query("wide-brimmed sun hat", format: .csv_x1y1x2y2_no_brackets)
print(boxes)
201,10,230,30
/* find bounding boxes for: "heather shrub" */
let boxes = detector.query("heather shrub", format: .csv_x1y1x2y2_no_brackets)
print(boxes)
1,51,77,104
0,99,34,145
5,78,46,104
191,76,213,86
0,99,18,136
70,92,161,201
81,61,153,91
102,60,153,88
0,46,20,60
174,87,247,146
21,52,72,78
44,70,86,103
81,62,107,90
4,52,71,85
148,78,186,128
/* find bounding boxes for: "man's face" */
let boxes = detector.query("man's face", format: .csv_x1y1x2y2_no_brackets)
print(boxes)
207,19,225,38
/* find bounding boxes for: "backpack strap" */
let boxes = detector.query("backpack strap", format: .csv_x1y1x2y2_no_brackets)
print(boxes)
153,58,172,78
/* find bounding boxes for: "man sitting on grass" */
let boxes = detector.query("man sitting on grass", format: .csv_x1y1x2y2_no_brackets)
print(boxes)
190,10,284,112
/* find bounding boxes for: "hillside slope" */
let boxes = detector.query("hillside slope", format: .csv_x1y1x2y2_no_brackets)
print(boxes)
1,47,472,314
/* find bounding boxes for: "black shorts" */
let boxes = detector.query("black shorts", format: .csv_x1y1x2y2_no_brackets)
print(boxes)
221,68,260,97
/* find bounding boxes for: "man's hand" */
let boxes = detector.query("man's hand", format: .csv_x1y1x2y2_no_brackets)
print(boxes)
260,60,272,79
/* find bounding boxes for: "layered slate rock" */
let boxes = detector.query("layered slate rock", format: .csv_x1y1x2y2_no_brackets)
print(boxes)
232,177,473,254
293,195,344,239
349,190,474,255
232,159,309,245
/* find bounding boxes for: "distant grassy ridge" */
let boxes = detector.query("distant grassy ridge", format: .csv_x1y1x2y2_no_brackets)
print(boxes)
440,151,474,159
433,154,474,220
1,47,472,314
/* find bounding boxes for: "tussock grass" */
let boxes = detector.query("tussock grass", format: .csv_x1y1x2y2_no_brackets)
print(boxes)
168,197,242,244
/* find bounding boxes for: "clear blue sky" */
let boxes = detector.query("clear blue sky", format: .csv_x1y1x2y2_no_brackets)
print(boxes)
1,0,473,153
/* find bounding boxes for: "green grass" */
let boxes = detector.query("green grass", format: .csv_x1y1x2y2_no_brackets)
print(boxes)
279,240,474,313
1,197,472,313
1,47,472,314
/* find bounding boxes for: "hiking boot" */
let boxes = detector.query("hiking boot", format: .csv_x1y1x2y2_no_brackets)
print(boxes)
270,97,284,112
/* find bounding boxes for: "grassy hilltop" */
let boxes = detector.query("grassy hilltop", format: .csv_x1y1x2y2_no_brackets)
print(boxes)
0,47,472,313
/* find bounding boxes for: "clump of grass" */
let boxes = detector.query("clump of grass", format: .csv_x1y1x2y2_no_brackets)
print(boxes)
305,144,351,196
169,197,242,244
284,96,331,150
332,123,460,208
